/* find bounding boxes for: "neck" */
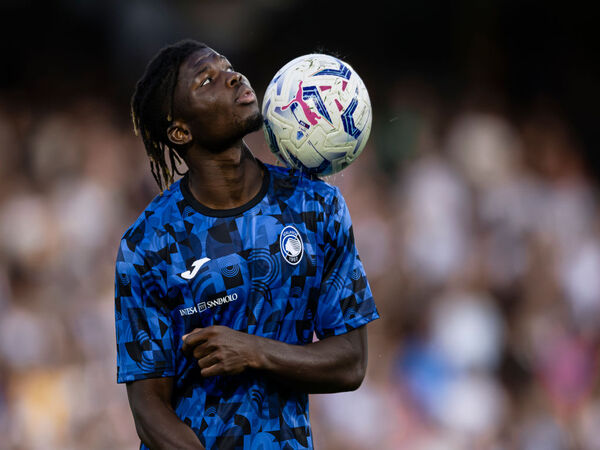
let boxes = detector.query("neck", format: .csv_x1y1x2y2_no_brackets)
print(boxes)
184,140,263,210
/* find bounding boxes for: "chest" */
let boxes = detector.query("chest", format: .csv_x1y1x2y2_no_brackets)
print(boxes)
159,212,321,338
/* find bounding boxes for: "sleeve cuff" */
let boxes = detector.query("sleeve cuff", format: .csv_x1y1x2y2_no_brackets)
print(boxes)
117,369,176,384
316,310,380,340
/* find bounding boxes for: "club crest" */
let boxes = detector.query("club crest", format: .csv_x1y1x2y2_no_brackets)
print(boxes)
280,225,303,265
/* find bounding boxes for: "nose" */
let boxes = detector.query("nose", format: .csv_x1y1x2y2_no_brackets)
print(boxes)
226,71,242,87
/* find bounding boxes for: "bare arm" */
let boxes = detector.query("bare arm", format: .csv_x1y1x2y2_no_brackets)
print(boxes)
182,325,368,393
126,377,205,450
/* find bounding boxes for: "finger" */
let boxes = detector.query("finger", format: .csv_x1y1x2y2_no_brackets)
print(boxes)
197,352,220,370
192,342,214,360
200,363,224,378
201,362,244,378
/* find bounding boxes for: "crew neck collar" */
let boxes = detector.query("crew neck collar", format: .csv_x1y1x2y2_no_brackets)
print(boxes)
180,161,270,218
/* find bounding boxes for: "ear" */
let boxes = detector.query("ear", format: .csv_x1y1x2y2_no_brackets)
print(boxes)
167,121,192,146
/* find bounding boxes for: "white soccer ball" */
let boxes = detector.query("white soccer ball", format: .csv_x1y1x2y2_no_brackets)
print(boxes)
262,54,372,176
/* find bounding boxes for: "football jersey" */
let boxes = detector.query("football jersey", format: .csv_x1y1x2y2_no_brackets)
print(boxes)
115,162,379,449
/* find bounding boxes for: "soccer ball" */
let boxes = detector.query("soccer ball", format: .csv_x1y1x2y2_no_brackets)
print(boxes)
262,54,372,176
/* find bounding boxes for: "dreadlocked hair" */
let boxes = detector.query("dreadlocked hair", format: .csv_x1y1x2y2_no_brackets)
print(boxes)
131,39,208,191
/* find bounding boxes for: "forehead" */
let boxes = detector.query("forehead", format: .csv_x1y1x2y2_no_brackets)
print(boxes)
179,48,228,75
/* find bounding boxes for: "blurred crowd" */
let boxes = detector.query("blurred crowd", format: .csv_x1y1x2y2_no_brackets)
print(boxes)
0,79,599,449
312,84,600,449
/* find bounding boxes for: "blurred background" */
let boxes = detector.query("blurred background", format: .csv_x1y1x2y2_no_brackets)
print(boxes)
1,1,599,449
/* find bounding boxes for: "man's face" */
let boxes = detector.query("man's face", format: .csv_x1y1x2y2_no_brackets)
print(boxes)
172,47,263,149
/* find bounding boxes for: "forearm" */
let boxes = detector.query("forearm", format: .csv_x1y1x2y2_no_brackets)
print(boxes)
251,327,367,393
132,402,204,450
127,380,204,450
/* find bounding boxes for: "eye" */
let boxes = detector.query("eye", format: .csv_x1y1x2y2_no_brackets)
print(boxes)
226,66,234,72
200,77,212,87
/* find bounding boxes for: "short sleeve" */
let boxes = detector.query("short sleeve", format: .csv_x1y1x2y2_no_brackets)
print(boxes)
114,238,176,383
314,188,379,339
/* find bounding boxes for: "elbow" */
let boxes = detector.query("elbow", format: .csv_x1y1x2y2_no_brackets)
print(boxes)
348,363,366,391
341,356,367,392
323,326,369,392
129,395,166,446
133,420,147,444
131,406,152,444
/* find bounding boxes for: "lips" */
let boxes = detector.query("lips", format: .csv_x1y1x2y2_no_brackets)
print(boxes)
236,86,257,105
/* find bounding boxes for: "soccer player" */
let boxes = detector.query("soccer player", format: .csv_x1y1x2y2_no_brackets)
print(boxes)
115,39,379,449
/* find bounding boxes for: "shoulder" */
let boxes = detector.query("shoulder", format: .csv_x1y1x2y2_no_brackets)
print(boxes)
264,163,345,213
119,179,185,257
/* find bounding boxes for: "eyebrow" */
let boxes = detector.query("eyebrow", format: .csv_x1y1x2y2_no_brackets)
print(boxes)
193,66,209,76
190,53,230,73
188,54,232,86
191,56,209,71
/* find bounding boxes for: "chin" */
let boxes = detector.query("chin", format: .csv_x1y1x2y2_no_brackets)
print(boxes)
216,111,263,148
243,110,264,134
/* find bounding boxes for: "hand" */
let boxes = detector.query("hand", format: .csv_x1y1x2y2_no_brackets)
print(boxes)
181,326,259,377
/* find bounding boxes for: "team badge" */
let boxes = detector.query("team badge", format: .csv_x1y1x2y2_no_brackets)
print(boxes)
280,225,303,265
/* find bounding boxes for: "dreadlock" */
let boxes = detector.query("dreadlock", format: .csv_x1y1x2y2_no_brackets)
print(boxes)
131,39,208,191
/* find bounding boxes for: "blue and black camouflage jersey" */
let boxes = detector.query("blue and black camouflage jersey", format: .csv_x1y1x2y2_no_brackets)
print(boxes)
115,162,379,449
